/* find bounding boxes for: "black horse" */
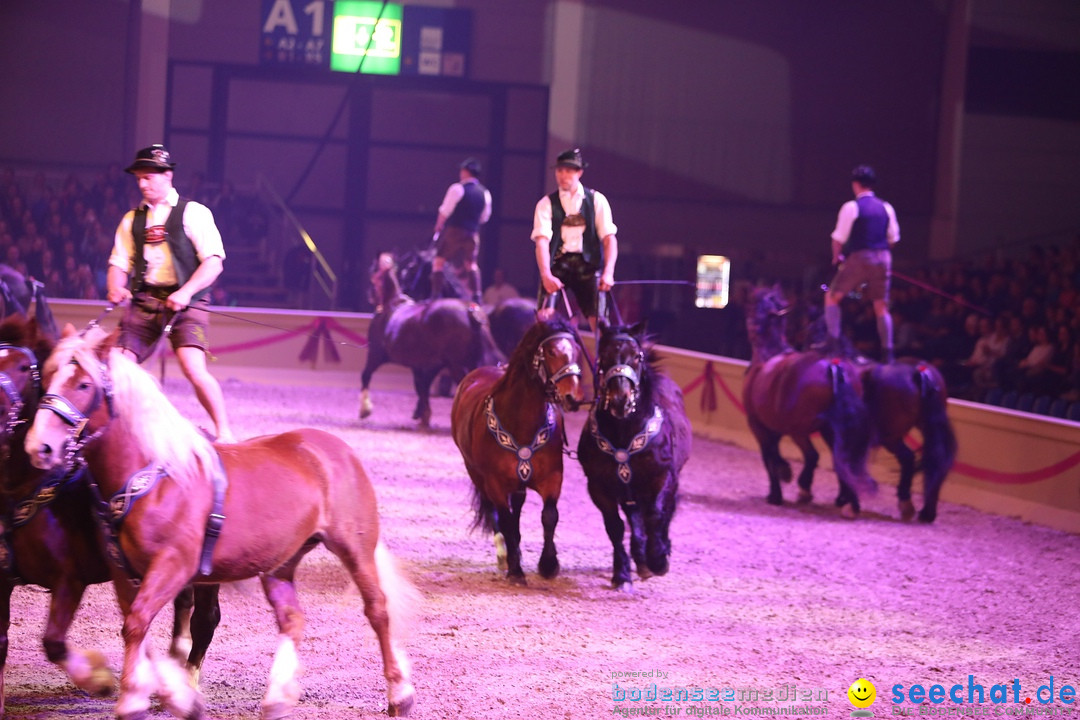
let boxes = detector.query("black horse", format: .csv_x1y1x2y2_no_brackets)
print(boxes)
743,286,876,516
861,359,957,523
361,253,504,426
577,323,692,592
486,297,537,359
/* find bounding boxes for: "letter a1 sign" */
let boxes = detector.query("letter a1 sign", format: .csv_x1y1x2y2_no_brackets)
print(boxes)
261,0,330,68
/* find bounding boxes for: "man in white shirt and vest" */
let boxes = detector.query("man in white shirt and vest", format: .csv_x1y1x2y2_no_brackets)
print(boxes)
822,164,900,363
107,144,235,442
531,148,619,330
432,157,492,303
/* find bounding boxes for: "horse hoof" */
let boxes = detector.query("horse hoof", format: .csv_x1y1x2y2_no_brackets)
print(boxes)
613,581,634,594
388,692,416,717
261,702,292,720
839,505,859,520
796,489,813,505
538,557,560,579
359,403,373,419
899,500,916,521
766,494,783,506
918,510,937,524
506,572,528,587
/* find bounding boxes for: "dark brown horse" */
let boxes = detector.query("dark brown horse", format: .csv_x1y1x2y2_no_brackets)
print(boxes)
578,323,692,592
743,286,876,516
0,315,220,714
451,317,585,584
486,296,538,359
361,252,503,426
861,359,957,523
24,327,416,719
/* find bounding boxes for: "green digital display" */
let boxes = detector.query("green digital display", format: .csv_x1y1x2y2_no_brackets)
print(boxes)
329,1,403,75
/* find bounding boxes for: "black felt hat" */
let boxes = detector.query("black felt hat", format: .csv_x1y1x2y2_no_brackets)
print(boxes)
125,144,176,174
554,148,586,169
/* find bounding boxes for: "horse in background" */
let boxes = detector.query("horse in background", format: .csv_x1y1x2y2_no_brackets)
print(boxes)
362,252,503,426
577,323,692,592
451,317,585,584
743,286,876,516
862,359,957,523
0,314,222,713
24,326,416,718
486,296,537,359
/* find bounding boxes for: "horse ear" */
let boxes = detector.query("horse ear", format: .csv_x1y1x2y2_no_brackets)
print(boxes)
629,319,648,337
61,323,78,338
98,328,122,359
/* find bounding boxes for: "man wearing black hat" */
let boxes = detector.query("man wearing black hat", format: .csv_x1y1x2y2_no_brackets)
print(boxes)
822,164,900,362
431,157,491,303
106,144,236,442
532,148,618,329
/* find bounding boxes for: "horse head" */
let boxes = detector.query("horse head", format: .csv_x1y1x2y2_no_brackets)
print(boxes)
0,315,48,445
747,285,792,362
518,318,585,411
24,325,117,472
368,252,404,310
596,322,651,420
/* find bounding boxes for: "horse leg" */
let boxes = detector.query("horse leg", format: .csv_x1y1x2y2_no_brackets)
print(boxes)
493,491,527,584
590,489,632,591
185,584,222,687
114,563,206,720
259,570,306,720
792,435,819,505
537,496,560,579
919,460,946,524
169,585,194,663
359,353,386,419
821,426,861,519
43,580,114,698
625,506,651,581
748,417,788,505
321,538,416,717
410,368,437,427
644,476,678,577
888,439,917,521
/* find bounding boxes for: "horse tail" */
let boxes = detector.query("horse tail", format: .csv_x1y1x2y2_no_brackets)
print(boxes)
914,363,958,493
374,541,421,643
825,361,877,497
468,485,498,534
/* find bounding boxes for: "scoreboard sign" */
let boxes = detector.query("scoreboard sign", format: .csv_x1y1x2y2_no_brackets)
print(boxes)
260,0,470,77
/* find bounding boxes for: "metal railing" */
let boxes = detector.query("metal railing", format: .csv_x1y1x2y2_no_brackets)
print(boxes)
255,175,338,310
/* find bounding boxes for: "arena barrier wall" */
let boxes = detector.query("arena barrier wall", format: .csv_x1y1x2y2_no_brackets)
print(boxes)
49,300,1080,534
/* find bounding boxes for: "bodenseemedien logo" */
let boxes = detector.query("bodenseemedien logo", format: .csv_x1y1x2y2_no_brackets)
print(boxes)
849,678,877,717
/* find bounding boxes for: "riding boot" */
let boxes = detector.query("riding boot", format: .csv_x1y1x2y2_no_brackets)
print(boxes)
468,267,482,305
877,312,894,363
429,270,445,300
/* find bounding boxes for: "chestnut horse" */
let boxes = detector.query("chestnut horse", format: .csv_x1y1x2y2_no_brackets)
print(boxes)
578,323,692,592
24,327,416,719
361,252,503,426
451,317,585,584
862,359,957,523
743,286,876,516
0,315,220,714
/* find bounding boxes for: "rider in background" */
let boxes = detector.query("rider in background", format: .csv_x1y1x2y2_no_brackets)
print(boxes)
432,157,491,303
821,164,899,363
532,148,619,331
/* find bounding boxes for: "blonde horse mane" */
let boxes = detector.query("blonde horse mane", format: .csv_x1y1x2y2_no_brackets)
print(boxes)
47,329,217,489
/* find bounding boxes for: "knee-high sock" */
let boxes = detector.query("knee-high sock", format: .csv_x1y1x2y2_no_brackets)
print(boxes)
468,267,482,304
429,270,445,300
825,304,842,339
877,312,894,358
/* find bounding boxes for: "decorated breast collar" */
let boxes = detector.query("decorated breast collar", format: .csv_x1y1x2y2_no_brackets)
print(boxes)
588,405,665,484
483,395,557,484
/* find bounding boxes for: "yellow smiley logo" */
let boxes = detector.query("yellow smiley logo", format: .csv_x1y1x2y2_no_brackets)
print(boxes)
848,678,876,708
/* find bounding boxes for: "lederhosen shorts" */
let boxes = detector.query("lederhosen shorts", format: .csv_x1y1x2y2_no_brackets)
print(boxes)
119,286,212,363
435,225,479,267
830,248,891,302
550,252,601,319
